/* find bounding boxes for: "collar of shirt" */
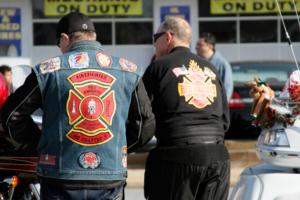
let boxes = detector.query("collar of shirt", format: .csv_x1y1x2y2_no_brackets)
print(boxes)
170,46,190,54
70,40,103,52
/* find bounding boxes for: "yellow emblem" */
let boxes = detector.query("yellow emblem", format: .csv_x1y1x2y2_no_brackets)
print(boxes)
177,60,217,109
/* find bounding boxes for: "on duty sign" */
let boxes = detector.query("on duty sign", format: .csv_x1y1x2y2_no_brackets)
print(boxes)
211,0,300,15
44,0,143,16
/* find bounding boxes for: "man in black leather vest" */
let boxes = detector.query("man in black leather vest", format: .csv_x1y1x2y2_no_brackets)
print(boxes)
143,16,230,200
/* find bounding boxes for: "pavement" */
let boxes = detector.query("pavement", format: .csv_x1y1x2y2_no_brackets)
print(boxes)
125,188,233,200
125,188,144,200
126,140,261,188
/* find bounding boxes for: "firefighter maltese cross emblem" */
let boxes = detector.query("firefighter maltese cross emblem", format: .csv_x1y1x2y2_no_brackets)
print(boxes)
66,69,116,146
175,59,217,109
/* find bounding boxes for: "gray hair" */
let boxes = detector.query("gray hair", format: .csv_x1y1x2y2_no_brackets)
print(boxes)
159,16,192,44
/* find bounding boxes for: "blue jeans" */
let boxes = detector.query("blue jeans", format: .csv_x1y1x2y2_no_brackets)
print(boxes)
40,180,124,200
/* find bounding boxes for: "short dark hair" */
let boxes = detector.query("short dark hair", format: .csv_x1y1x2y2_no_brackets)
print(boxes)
200,32,216,48
0,65,12,75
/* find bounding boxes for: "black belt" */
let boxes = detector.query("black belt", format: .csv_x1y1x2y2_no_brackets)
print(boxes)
149,141,229,165
157,135,224,147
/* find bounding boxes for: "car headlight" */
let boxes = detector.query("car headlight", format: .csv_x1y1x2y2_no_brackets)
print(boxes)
263,128,290,147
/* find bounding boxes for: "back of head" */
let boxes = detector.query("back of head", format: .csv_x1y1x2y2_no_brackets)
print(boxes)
200,32,216,49
56,12,96,43
0,65,11,75
159,16,192,45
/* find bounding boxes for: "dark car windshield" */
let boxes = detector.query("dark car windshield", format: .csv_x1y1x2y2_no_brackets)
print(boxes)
231,62,296,86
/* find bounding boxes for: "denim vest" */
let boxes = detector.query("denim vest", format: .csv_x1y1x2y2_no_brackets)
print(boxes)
33,41,144,180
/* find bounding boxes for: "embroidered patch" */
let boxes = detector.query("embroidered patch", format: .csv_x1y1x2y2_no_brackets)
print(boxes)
177,60,217,109
96,52,112,68
204,67,216,79
67,130,113,146
172,65,189,77
66,70,116,146
119,58,137,72
122,146,127,168
79,152,100,169
39,154,56,166
69,52,89,69
40,57,61,74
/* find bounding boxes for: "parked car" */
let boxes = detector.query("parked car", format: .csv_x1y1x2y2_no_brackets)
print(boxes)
227,61,297,139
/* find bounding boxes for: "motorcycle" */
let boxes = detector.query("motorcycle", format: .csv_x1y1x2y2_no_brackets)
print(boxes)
0,114,42,200
0,156,39,200
229,119,300,200
229,80,300,200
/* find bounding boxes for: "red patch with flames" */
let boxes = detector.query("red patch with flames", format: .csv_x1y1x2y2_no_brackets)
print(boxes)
66,70,116,146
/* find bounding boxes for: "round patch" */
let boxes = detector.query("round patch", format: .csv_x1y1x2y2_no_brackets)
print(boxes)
80,96,104,120
96,52,112,68
119,58,137,72
79,152,100,169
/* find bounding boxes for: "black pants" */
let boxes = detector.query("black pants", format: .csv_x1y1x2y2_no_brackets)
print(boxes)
144,145,230,200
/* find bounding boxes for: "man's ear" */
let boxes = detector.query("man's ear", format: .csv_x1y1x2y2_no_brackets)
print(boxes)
60,33,70,45
165,32,173,43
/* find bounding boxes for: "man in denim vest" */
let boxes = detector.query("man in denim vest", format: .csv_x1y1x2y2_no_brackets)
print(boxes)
1,12,155,200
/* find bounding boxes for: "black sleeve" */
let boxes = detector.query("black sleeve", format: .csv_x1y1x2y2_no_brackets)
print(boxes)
126,80,156,153
1,71,42,151
142,63,155,100
220,79,230,132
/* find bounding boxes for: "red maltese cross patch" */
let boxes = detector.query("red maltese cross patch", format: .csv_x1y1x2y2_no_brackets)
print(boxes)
66,69,116,146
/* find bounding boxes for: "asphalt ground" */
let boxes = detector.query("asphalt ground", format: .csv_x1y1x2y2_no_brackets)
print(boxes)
125,187,233,200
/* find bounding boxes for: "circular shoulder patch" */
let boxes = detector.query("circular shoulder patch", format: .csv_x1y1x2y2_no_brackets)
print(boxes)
79,152,101,169
96,52,112,68
119,58,137,72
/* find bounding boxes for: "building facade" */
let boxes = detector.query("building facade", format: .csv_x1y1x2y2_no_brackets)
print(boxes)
1,0,300,67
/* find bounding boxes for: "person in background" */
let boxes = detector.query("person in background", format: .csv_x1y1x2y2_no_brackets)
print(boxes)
0,74,9,143
196,32,233,101
0,65,12,93
0,74,9,109
1,12,155,200
143,16,230,200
